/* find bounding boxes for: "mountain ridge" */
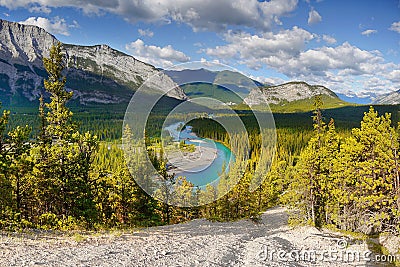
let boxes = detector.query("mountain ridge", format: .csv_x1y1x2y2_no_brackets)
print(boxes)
0,19,186,107
0,18,359,111
244,81,341,106
164,68,348,109
372,89,400,105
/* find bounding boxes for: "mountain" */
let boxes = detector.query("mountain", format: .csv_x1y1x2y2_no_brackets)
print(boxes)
163,68,218,86
164,68,266,104
164,67,348,111
0,19,357,113
0,19,186,108
244,81,348,111
164,68,346,110
245,81,338,105
372,90,400,105
164,68,265,88
335,93,374,104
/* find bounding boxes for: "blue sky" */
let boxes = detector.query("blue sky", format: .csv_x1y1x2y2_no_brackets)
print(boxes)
0,0,399,97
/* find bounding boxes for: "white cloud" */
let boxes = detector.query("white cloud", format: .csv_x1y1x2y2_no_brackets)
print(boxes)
28,4,51,14
0,0,299,31
138,29,154,37
363,76,387,89
322,34,336,44
386,69,400,83
249,75,285,85
290,43,386,76
308,8,322,25
19,16,70,36
205,28,399,95
206,26,314,60
388,49,398,57
361,29,377,36
206,29,387,78
389,21,400,33
359,76,399,95
70,20,80,29
125,39,190,68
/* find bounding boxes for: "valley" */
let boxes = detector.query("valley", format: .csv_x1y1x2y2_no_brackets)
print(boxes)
0,17,399,267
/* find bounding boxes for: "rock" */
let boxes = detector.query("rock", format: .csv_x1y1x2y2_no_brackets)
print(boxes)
356,223,375,235
161,250,171,256
379,233,400,255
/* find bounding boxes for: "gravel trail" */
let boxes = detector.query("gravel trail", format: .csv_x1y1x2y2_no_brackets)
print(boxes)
0,207,391,266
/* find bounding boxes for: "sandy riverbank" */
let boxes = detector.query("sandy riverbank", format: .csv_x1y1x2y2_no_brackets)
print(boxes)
166,141,218,175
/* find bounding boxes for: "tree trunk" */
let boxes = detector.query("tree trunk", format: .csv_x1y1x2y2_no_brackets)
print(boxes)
16,173,21,221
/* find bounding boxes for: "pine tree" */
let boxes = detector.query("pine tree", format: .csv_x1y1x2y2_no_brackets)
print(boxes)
171,176,195,221
8,125,32,222
31,42,98,228
199,184,218,219
0,104,10,177
321,119,340,224
288,95,339,227
122,124,160,226
0,104,33,226
154,161,176,224
0,104,12,224
0,105,10,178
333,107,399,234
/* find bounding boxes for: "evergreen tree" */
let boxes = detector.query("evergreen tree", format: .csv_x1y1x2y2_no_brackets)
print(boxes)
123,125,160,226
0,105,12,225
333,107,399,233
199,184,218,219
0,105,10,181
8,125,32,222
154,161,176,224
171,176,196,222
321,119,341,224
0,103,32,226
31,42,98,228
288,96,339,227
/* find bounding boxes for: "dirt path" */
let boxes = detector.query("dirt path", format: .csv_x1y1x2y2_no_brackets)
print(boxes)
0,207,392,266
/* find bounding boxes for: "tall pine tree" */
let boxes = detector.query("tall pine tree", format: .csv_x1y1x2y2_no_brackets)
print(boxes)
333,107,399,234
288,96,340,227
32,43,98,229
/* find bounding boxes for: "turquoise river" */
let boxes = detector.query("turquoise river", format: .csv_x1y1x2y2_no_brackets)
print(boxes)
165,122,235,187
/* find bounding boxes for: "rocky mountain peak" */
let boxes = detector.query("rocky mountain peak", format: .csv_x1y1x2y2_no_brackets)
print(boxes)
0,19,186,106
372,89,400,105
0,19,57,64
244,81,338,106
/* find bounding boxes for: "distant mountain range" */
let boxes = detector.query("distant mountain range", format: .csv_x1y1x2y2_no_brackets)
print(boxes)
335,91,400,105
164,69,345,108
0,18,396,112
163,69,267,104
371,90,400,105
164,68,265,88
335,93,375,105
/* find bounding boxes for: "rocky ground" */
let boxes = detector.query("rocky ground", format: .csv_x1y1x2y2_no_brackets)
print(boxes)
0,207,398,267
